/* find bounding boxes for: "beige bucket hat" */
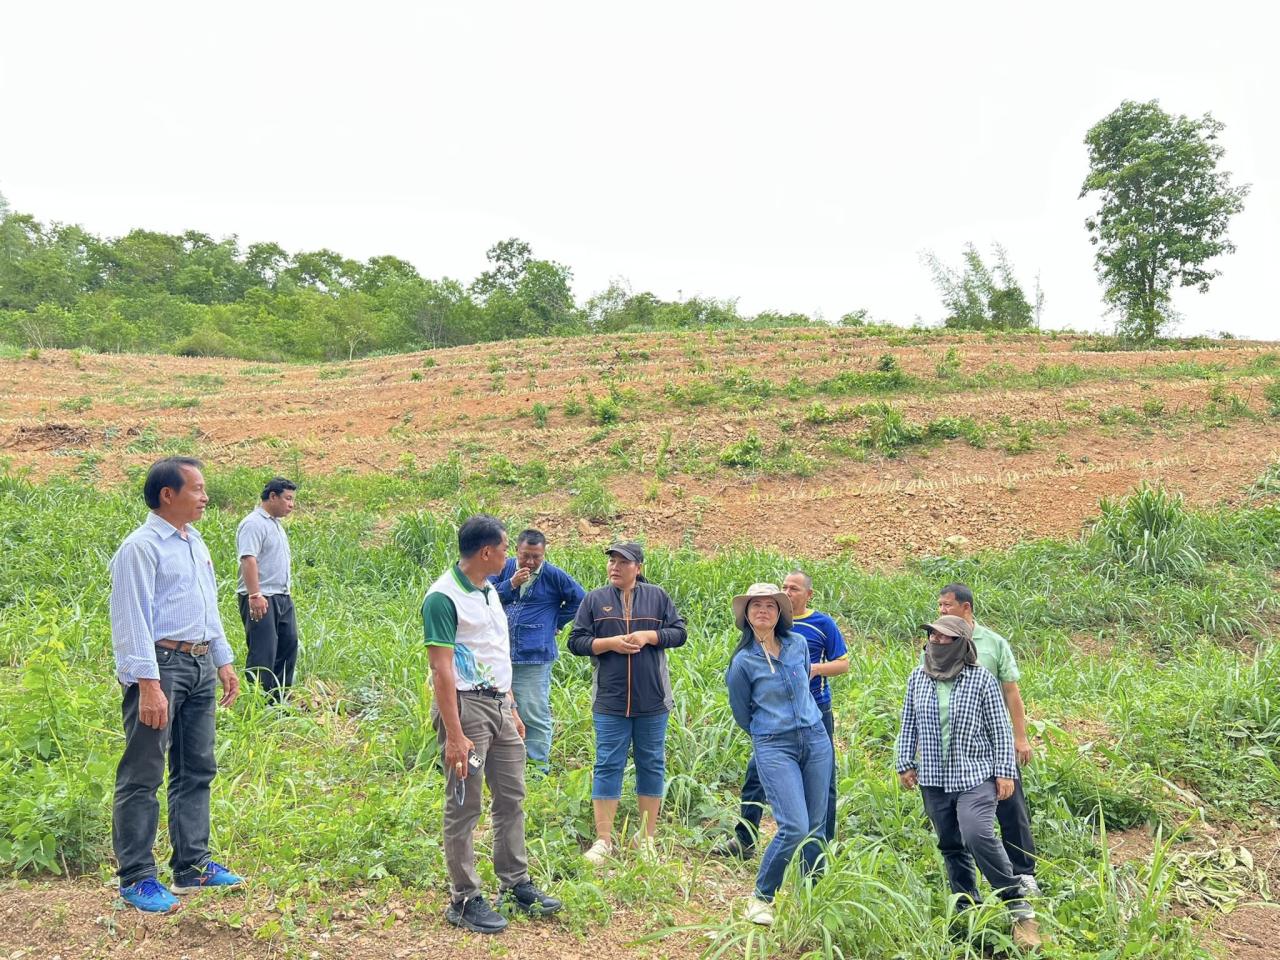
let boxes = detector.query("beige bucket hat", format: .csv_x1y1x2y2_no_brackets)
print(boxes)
732,582,793,632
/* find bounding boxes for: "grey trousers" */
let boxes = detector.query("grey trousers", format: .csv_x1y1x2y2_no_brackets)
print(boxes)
112,648,217,886
432,692,530,902
920,780,1031,916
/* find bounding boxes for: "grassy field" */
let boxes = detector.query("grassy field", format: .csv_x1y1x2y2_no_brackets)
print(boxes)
2,458,1279,957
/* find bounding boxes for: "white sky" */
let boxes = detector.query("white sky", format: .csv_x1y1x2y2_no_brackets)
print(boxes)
2,1,1276,339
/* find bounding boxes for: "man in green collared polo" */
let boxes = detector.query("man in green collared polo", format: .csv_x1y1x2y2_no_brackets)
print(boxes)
937,582,1040,896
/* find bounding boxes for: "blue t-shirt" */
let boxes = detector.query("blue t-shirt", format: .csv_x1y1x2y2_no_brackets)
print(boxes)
790,610,848,707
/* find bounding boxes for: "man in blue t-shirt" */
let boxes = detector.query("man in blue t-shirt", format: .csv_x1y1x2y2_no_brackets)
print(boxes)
714,569,848,859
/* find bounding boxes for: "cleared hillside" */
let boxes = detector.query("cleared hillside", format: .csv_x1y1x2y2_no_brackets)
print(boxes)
2,328,1278,563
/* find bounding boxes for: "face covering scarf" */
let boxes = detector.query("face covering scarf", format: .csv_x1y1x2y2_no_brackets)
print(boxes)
923,634,977,681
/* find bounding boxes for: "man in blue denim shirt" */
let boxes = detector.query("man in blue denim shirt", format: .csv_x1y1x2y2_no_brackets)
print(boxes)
490,529,586,773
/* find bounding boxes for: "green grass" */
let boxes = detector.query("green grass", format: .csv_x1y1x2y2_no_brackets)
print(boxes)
1,470,1278,957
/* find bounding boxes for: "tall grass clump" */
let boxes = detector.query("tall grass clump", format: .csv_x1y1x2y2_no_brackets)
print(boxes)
1089,484,1204,579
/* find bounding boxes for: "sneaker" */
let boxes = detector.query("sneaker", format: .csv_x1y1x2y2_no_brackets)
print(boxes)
445,895,508,934
711,836,754,860
1013,917,1043,949
502,881,563,917
119,877,180,913
583,839,613,865
744,896,774,926
1019,874,1043,896
170,860,244,894
632,835,658,861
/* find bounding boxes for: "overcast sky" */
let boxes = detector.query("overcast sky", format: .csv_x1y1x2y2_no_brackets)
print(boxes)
2,1,1276,338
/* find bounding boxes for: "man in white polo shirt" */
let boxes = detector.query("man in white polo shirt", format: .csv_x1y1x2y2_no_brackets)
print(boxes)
423,514,561,934
236,477,298,700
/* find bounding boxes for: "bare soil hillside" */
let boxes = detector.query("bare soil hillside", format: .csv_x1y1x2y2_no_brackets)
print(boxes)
2,329,1277,563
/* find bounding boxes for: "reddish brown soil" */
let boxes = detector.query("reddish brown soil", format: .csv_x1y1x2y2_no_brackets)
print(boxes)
0,878,714,959
3,331,1277,564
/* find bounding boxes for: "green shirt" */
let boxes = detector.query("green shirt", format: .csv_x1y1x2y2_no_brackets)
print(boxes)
932,621,1020,759
937,678,955,760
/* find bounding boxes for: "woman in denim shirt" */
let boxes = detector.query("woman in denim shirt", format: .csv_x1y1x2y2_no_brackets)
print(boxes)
726,583,833,926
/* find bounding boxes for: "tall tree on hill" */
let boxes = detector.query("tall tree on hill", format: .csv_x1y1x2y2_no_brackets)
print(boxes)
1081,100,1249,341
471,238,579,339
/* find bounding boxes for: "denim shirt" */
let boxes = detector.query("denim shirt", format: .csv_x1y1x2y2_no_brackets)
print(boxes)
726,631,823,738
490,559,586,664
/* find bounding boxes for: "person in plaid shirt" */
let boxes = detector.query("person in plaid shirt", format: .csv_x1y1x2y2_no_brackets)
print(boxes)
896,615,1042,949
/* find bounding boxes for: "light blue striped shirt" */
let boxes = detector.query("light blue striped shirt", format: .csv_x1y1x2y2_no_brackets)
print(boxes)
109,512,234,684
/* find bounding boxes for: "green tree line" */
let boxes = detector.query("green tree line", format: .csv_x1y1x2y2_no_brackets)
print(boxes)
0,204,840,361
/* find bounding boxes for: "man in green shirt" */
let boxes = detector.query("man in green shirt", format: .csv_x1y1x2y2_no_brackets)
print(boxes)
937,582,1039,895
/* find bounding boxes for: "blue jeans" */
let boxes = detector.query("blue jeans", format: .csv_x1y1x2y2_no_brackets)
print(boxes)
752,723,832,901
737,704,836,847
591,712,668,799
510,662,554,772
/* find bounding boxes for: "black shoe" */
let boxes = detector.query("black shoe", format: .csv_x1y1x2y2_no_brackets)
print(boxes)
502,881,563,917
711,836,754,860
445,895,509,934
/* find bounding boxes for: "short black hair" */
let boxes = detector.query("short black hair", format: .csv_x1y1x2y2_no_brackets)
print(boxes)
517,528,546,547
143,457,203,509
261,477,297,501
458,514,507,558
939,582,975,609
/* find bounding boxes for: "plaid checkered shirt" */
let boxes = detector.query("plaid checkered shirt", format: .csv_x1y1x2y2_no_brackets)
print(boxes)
896,663,1017,792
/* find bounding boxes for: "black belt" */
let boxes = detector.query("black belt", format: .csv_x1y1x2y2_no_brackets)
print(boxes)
459,688,507,700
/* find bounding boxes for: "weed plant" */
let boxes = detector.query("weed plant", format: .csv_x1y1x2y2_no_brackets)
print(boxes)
1,471,1277,957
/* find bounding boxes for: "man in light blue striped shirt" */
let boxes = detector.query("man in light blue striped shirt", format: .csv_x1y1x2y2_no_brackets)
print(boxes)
108,457,245,913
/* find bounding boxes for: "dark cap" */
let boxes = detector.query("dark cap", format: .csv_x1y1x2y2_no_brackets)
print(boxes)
919,615,973,641
605,541,644,564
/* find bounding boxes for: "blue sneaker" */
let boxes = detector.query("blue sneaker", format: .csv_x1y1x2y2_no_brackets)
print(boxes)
170,860,245,894
119,877,180,913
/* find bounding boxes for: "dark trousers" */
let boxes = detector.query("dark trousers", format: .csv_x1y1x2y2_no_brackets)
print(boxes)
998,776,1036,876
920,781,1030,915
239,593,298,698
112,648,217,887
735,704,836,848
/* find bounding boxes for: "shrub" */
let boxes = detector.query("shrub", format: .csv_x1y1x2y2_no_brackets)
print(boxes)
172,327,244,358
719,432,764,469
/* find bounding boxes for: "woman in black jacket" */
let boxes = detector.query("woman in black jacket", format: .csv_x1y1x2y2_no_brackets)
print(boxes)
568,542,686,864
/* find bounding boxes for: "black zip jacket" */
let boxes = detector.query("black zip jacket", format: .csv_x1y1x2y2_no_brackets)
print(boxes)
568,581,687,716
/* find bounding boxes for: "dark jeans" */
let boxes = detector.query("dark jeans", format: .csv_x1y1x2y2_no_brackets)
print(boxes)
239,593,298,698
112,647,217,887
920,781,1031,916
998,776,1037,877
752,722,832,901
736,704,835,847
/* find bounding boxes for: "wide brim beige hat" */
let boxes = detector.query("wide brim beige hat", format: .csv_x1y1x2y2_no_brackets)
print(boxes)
732,582,793,632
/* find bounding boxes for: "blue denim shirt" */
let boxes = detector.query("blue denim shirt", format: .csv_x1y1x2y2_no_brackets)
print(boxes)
489,559,586,664
726,631,823,738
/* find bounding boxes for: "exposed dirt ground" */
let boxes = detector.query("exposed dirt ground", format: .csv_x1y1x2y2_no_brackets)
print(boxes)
2,330,1278,564
0,878,713,959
